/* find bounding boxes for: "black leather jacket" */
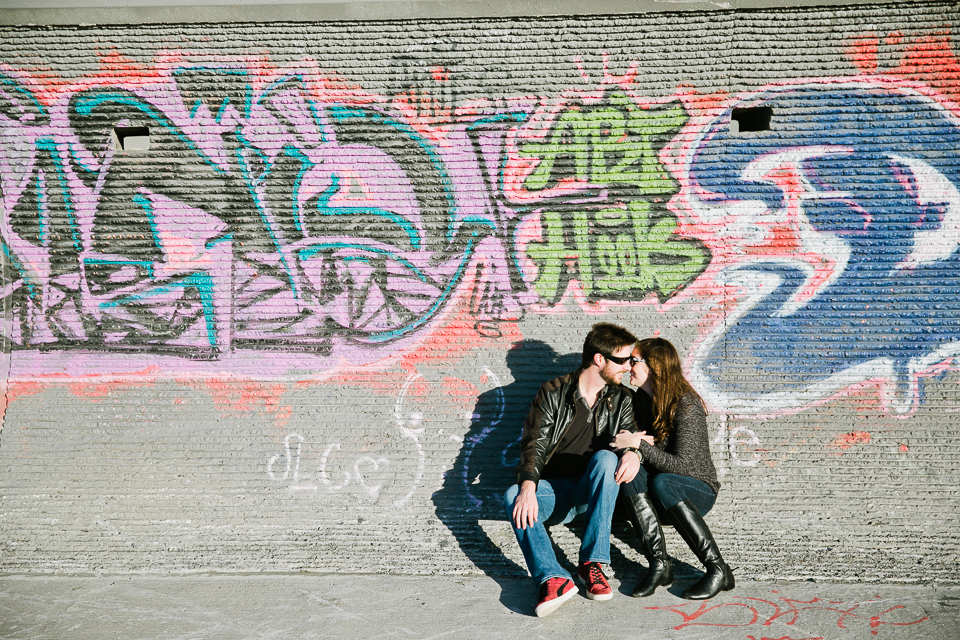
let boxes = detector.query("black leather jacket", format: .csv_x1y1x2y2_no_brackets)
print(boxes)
516,368,636,486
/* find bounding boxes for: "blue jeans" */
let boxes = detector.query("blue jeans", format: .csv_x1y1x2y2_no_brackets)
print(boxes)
621,466,716,516
503,449,620,585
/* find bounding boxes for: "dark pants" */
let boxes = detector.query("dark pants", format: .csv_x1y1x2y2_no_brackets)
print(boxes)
621,466,716,516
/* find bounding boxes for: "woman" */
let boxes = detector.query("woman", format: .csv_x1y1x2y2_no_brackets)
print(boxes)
612,337,735,600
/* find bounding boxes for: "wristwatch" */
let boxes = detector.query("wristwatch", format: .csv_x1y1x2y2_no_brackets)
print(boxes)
623,446,643,463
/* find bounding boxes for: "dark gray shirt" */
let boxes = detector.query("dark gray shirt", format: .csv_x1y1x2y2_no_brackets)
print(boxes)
635,390,721,495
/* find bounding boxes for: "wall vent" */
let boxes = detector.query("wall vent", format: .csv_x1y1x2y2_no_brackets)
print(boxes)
731,107,772,134
113,126,151,151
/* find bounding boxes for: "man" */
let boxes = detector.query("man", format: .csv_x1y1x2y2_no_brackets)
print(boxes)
504,322,641,617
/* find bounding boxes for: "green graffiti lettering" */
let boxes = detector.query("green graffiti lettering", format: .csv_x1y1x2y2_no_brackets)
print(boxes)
525,209,570,303
585,107,630,185
526,200,709,303
625,200,709,295
518,93,686,193
593,205,655,292
571,208,592,298
520,110,591,190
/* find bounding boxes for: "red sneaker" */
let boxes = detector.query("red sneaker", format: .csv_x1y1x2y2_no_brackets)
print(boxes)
535,577,578,617
578,562,613,600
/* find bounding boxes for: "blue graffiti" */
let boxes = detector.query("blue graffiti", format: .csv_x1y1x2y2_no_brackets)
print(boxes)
688,82,960,412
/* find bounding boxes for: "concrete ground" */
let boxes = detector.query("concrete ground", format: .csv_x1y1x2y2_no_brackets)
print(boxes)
1,573,957,640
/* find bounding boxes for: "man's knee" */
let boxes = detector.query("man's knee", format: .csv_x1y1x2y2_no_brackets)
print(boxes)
588,450,620,489
590,449,619,474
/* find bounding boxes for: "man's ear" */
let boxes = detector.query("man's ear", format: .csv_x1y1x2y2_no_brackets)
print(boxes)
592,352,605,368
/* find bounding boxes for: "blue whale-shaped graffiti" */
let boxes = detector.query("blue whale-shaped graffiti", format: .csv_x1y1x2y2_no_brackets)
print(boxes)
685,81,960,413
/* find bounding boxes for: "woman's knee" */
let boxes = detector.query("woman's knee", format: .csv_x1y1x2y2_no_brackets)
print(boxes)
649,473,670,493
651,474,714,514
650,474,683,509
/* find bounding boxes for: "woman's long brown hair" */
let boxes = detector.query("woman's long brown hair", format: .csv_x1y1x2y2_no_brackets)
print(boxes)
637,337,706,443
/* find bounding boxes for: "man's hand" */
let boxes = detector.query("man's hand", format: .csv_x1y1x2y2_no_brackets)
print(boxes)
511,480,539,529
614,450,641,484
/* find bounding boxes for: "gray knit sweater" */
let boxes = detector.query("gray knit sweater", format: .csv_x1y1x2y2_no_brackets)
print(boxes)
634,390,721,495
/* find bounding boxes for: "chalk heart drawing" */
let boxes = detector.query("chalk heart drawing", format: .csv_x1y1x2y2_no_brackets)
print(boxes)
668,78,960,416
266,372,426,505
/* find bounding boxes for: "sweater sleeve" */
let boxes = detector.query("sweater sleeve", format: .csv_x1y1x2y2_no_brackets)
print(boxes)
638,392,720,494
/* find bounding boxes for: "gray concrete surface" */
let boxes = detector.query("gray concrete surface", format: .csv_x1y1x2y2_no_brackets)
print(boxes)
0,573,957,640
3,0,959,585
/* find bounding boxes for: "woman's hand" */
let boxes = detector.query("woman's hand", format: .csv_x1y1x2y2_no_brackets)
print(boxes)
612,429,654,449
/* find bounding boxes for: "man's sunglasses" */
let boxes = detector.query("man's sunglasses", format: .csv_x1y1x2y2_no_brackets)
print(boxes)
603,353,643,365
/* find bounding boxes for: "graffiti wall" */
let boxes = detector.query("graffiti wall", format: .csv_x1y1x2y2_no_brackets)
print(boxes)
0,1,958,581
0,59,706,375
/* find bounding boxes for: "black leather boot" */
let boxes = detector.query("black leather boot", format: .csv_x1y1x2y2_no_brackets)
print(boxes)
667,499,735,599
624,492,673,597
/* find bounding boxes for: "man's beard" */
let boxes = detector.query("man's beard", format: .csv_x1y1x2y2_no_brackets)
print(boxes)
599,365,623,386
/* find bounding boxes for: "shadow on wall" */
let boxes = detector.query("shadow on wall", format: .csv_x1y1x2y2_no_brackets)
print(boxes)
433,340,581,579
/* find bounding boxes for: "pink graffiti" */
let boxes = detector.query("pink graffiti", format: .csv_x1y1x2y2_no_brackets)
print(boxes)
827,430,872,454
846,28,960,107
0,54,524,381
868,605,931,635
647,601,761,629
1,49,699,387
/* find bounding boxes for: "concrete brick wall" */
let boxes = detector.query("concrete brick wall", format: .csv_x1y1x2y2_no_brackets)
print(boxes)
1,1,958,582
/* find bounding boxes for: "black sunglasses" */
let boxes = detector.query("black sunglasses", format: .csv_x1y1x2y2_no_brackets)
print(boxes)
602,353,632,365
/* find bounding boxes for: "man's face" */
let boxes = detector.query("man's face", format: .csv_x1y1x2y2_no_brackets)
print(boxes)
599,344,634,385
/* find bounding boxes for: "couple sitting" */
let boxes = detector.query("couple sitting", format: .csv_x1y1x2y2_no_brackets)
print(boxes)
504,323,735,617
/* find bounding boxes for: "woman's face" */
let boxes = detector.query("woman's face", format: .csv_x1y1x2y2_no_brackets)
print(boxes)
630,348,650,389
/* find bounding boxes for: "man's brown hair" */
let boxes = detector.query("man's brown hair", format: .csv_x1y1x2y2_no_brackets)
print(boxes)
581,322,638,368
